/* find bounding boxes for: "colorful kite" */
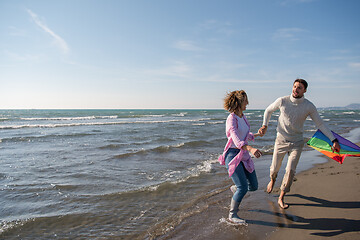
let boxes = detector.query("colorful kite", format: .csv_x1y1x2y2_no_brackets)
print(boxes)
307,129,360,164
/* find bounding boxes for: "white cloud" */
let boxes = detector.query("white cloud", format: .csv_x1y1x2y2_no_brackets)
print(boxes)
273,28,306,41
205,76,284,84
146,61,192,78
216,62,247,70
8,26,27,36
199,20,235,36
27,9,69,54
173,40,203,51
5,50,41,62
349,62,360,70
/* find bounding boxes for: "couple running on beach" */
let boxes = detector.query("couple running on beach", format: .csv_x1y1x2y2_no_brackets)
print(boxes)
219,79,341,225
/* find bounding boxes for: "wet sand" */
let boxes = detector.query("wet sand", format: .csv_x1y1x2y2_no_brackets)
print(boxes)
155,153,360,240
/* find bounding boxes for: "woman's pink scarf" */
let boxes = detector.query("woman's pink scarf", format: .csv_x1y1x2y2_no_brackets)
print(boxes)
218,113,255,177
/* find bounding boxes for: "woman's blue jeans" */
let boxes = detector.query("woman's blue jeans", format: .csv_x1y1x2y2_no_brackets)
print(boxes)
225,148,258,203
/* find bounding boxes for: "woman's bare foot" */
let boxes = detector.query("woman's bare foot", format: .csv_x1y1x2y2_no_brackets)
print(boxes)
278,198,289,209
266,179,275,193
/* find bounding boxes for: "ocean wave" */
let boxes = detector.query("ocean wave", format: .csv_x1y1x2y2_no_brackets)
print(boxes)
146,160,217,192
171,112,187,117
186,159,216,177
305,128,317,132
192,123,205,126
51,183,81,191
112,140,211,159
20,115,118,121
1,133,94,143
0,118,212,130
113,149,147,159
0,122,119,130
99,144,127,150
0,219,28,235
136,114,165,118
208,121,224,125
117,159,218,194
152,143,185,153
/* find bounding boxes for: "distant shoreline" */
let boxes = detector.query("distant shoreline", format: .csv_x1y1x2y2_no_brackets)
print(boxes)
0,106,359,110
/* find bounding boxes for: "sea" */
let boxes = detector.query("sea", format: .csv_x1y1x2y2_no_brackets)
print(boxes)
0,109,359,239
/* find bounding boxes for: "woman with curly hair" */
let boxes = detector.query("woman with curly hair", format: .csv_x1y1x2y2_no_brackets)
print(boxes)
218,90,262,225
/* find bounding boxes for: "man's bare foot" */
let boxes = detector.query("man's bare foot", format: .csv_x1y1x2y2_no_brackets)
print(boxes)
266,180,275,193
278,198,289,209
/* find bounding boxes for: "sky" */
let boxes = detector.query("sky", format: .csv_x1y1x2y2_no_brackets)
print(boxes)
0,0,359,109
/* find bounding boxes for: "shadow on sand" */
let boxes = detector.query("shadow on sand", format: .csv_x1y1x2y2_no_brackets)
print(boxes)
248,194,360,237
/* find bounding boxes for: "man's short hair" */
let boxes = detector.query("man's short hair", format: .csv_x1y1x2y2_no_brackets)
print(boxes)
294,79,308,90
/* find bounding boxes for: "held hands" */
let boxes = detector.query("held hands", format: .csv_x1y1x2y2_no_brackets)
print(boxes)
257,125,268,137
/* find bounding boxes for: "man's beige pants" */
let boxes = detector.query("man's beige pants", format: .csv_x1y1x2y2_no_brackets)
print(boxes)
270,136,304,193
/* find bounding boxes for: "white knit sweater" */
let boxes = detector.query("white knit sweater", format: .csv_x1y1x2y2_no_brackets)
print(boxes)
263,95,335,142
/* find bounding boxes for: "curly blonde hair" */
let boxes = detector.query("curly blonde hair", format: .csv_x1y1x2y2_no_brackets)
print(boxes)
224,90,248,113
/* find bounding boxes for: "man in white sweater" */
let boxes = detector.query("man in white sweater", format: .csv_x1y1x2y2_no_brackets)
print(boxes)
258,79,340,209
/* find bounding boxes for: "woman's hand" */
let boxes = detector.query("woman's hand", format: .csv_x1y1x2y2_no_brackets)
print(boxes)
251,147,262,158
244,145,262,158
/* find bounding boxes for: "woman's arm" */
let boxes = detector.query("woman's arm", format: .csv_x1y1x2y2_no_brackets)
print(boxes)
242,145,262,158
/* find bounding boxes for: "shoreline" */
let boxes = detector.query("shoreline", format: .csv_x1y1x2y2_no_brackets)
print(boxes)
154,150,360,239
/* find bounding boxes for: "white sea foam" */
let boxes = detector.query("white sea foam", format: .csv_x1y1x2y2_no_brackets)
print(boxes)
192,123,205,126
20,115,118,121
0,219,29,234
0,118,212,129
208,121,224,125
141,115,165,118
171,112,187,117
174,143,185,148
187,159,217,177
0,122,121,129
150,159,218,187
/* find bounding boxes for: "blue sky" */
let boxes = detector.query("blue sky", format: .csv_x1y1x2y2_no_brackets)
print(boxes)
1,0,359,109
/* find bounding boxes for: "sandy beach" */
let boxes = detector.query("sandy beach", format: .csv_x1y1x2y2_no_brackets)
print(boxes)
156,153,360,240
269,155,360,239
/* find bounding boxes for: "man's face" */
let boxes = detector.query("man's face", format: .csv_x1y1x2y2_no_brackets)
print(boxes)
292,82,306,98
